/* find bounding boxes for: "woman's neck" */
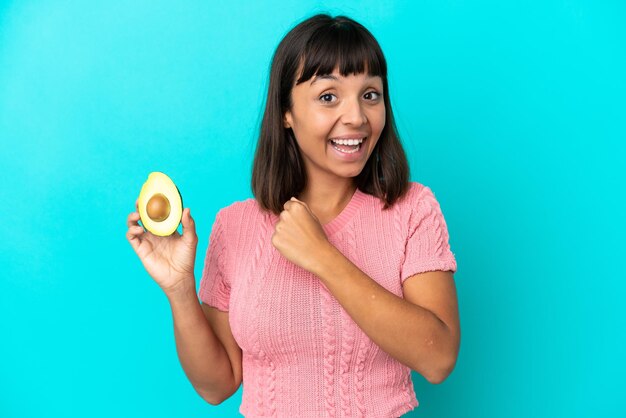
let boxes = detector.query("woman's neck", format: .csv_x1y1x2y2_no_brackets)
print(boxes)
297,179,357,224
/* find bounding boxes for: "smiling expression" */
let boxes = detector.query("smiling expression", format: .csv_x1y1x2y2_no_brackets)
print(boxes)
283,67,386,181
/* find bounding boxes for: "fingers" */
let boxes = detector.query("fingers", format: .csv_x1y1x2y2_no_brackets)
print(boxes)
127,211,141,228
283,198,310,213
127,202,144,252
283,199,297,211
126,224,144,252
181,208,198,245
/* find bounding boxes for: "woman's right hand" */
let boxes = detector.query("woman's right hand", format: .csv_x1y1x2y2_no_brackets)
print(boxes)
126,199,199,296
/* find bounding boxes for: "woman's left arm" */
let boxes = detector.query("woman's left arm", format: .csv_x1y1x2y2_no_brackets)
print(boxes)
312,244,460,384
272,197,460,384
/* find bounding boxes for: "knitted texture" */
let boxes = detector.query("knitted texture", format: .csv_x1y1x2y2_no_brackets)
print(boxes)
198,182,457,417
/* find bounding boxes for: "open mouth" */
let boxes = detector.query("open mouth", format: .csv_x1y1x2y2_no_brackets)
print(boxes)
328,136,367,154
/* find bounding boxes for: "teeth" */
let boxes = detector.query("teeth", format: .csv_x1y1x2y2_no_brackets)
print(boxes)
330,137,365,145
331,143,360,153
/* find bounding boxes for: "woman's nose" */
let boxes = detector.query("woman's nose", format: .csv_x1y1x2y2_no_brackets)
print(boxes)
340,97,368,126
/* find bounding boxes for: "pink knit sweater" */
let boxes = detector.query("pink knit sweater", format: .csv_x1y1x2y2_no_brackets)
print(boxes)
198,181,457,417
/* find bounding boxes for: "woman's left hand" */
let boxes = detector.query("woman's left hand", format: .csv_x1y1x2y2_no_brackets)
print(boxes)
271,197,333,273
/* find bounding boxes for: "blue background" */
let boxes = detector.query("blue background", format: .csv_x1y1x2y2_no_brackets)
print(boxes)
1,1,624,417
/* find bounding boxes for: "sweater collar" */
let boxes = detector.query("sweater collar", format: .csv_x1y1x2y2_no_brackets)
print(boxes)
321,187,367,236
267,187,368,237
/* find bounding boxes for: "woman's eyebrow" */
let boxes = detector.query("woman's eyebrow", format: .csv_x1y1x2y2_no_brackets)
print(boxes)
310,74,379,85
310,74,338,85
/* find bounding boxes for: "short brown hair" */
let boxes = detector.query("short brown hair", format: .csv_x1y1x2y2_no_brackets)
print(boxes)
251,13,411,215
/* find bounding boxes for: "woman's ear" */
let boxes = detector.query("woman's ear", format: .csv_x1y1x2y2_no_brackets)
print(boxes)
283,111,292,128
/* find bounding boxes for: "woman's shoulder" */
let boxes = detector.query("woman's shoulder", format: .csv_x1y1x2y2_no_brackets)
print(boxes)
390,181,446,216
395,181,429,206
215,196,267,225
212,197,274,247
404,181,452,220
406,181,428,196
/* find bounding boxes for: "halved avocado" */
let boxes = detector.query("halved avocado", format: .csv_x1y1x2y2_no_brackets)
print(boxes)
137,172,183,236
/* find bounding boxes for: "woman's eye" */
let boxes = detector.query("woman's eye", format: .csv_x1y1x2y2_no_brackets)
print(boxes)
319,93,336,103
364,91,381,100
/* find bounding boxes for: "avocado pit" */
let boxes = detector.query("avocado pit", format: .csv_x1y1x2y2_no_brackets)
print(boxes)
146,193,171,222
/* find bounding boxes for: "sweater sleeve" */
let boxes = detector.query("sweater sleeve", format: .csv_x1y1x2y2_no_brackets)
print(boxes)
400,185,457,283
198,209,231,311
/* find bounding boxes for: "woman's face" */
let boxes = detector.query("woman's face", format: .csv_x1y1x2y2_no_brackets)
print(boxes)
283,67,386,182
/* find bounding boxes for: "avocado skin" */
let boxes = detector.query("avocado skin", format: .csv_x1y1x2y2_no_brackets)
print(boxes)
177,185,183,218
176,185,183,228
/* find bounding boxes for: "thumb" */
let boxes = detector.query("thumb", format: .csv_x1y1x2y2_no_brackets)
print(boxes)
181,208,197,243
291,197,316,219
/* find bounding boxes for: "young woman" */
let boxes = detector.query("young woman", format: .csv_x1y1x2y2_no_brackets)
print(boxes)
127,13,460,417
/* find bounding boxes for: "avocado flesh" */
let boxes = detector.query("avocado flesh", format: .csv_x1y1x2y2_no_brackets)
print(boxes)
137,172,183,236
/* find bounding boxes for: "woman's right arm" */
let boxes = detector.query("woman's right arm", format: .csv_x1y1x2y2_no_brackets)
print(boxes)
126,203,241,405
165,280,241,405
